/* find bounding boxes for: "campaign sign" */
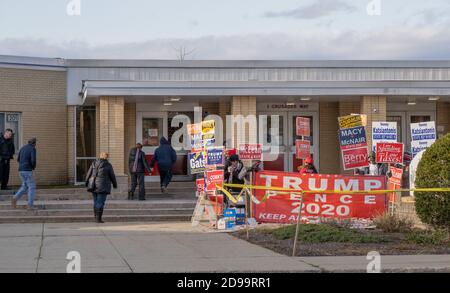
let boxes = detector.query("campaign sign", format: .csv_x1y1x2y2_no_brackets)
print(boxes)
295,140,310,159
411,121,436,142
196,178,205,193
205,170,224,192
238,144,262,160
296,117,310,137
388,167,403,186
372,122,397,151
341,147,369,170
253,170,387,223
411,140,434,157
188,151,206,174
206,147,224,166
338,115,363,129
376,142,403,164
202,120,216,147
339,126,367,150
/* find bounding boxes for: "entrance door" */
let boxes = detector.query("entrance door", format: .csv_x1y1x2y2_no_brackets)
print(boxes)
287,112,319,172
260,112,288,171
137,112,167,182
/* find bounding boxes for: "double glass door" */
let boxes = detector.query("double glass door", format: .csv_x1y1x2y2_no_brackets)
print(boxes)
260,111,319,172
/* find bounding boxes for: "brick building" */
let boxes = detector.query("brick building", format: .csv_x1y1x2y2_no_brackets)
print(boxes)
1,55,450,193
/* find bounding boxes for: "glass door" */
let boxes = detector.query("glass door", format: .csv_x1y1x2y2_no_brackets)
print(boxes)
259,112,287,171
288,112,319,172
168,111,194,181
136,112,167,182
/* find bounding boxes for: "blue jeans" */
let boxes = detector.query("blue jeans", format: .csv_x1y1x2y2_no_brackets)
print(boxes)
14,171,36,207
92,193,107,210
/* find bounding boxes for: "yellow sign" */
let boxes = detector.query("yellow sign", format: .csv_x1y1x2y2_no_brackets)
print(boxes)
201,120,215,134
338,115,363,129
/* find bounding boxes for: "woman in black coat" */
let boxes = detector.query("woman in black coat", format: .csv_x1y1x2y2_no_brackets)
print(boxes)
85,152,117,223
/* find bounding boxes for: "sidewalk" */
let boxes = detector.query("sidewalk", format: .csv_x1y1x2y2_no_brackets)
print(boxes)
0,222,448,273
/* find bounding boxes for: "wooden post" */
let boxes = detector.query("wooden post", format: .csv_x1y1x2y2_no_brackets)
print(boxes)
292,191,304,257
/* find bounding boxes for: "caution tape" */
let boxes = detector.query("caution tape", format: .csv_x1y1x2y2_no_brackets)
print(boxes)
215,183,450,205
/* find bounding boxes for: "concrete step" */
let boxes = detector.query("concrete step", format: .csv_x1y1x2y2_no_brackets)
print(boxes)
0,208,194,217
0,214,193,224
0,199,197,223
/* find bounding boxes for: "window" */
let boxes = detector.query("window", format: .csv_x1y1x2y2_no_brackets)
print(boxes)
75,106,96,183
0,112,21,153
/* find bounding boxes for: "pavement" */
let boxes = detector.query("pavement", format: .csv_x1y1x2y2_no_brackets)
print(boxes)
0,222,449,273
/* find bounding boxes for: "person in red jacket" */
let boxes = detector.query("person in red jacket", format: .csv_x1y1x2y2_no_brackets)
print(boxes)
298,156,318,174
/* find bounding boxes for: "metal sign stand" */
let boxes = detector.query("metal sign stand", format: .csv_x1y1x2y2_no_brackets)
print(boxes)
191,192,217,227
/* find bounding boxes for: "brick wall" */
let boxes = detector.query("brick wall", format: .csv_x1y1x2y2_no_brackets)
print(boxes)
319,102,340,174
437,101,450,138
0,67,67,185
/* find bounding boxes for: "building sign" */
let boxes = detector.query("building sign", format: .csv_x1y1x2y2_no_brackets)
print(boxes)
206,147,224,166
410,121,436,156
375,142,404,164
372,122,397,152
238,144,262,160
296,117,310,137
201,120,215,147
188,151,206,174
338,115,363,129
253,171,387,223
205,170,224,192
295,140,310,159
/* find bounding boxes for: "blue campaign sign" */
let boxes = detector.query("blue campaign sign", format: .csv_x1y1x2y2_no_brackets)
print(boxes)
339,126,367,149
188,151,206,174
206,147,224,166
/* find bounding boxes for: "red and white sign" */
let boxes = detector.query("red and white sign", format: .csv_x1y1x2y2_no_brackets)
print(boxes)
296,117,310,137
253,170,387,223
205,170,224,192
376,142,404,164
238,144,262,160
196,178,205,193
295,140,311,159
388,167,403,186
341,147,369,170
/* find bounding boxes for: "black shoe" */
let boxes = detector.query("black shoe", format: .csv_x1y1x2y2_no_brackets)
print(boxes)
93,208,97,221
128,191,134,200
96,208,104,223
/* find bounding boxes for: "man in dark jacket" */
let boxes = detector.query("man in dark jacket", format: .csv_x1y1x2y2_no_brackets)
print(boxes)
11,137,37,210
0,129,15,190
128,143,151,200
149,137,177,193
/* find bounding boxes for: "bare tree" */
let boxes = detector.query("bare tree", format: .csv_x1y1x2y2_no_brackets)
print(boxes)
172,45,196,60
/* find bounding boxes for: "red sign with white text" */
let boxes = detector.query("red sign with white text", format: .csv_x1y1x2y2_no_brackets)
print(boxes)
196,178,205,193
295,140,311,159
341,147,369,170
205,170,224,192
296,117,310,137
388,167,403,186
253,170,387,223
238,144,262,160
376,142,404,164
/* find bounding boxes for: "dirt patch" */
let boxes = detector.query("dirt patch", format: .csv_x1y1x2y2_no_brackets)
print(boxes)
232,225,450,256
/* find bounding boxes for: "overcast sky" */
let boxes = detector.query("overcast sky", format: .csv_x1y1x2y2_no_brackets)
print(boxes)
1,0,450,59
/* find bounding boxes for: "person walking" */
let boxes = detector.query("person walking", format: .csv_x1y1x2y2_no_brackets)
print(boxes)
0,129,15,190
128,143,151,200
149,137,177,193
11,138,37,210
85,152,117,223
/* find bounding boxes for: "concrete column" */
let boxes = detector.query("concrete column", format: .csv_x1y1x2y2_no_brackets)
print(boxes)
360,96,387,152
124,103,136,175
67,106,76,184
319,102,340,174
99,96,127,199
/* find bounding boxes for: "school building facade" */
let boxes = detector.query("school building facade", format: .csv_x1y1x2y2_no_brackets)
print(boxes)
1,55,450,194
